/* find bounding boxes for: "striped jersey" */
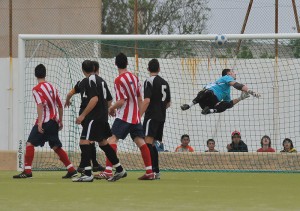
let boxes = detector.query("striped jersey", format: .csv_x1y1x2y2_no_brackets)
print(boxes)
32,81,62,124
114,71,142,124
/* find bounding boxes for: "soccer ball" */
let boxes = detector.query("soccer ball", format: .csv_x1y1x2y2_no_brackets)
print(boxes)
215,34,227,46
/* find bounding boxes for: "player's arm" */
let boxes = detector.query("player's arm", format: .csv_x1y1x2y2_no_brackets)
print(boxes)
229,81,260,98
109,99,125,117
76,96,98,124
140,97,150,117
65,88,76,108
37,103,44,134
109,80,127,116
55,90,64,130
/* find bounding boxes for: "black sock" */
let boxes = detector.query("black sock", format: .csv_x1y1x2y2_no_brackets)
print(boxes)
80,144,92,176
147,143,155,172
90,142,99,167
100,144,123,173
152,145,159,173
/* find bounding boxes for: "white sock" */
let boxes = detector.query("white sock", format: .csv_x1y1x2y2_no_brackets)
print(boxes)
188,101,195,107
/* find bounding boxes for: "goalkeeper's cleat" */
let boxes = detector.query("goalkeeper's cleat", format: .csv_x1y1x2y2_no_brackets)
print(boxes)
201,106,211,115
107,170,127,182
72,174,94,182
93,164,105,172
138,172,155,180
181,104,190,111
62,170,78,179
13,171,33,179
94,171,113,180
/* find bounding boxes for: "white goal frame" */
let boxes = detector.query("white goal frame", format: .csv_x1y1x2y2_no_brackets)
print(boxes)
17,33,300,171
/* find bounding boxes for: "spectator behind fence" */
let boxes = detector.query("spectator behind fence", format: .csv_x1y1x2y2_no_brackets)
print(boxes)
175,134,194,152
280,138,297,153
227,130,248,152
257,135,275,152
205,139,218,152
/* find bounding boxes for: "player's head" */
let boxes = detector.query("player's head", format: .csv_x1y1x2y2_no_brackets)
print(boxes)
92,60,100,75
222,68,236,79
231,130,241,144
35,64,46,79
181,134,190,147
82,60,94,74
206,139,215,150
260,135,271,147
115,53,128,69
282,138,294,149
148,59,160,73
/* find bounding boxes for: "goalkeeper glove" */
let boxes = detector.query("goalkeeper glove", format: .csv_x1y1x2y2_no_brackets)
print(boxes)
238,92,250,101
247,90,261,98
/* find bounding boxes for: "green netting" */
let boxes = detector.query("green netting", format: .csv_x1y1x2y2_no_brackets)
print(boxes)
22,37,300,172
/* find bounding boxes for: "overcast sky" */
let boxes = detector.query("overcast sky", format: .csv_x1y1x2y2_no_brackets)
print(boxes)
206,0,300,34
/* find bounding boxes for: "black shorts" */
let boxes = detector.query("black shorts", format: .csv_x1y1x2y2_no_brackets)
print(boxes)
80,119,112,142
27,120,62,148
198,89,219,109
111,118,144,140
143,119,164,141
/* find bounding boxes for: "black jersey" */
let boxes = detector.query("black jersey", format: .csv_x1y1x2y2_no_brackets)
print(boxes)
78,74,112,121
144,75,171,121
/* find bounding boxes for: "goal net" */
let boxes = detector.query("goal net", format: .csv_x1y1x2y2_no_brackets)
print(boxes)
18,34,300,172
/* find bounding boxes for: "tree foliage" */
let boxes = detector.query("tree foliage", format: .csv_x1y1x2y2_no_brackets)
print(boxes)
102,0,210,35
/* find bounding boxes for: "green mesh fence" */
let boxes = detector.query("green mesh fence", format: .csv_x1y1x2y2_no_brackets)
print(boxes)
22,37,300,172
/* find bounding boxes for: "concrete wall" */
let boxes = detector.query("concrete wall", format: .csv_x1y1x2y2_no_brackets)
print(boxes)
0,0,101,57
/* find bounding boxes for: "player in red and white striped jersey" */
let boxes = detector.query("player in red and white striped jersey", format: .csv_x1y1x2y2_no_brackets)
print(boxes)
13,64,77,179
32,80,62,126
97,53,154,180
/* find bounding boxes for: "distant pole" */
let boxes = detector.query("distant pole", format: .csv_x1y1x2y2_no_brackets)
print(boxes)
235,0,253,55
274,0,279,145
8,0,13,150
99,0,102,34
134,0,139,75
292,0,300,33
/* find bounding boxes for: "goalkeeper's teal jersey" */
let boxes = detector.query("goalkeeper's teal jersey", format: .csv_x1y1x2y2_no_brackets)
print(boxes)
205,75,235,102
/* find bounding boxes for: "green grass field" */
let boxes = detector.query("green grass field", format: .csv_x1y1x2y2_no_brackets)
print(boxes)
0,171,299,211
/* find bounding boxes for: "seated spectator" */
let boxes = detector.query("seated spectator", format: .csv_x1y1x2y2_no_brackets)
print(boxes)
257,135,275,152
227,130,248,152
175,134,194,152
154,140,168,152
280,138,297,153
205,139,218,152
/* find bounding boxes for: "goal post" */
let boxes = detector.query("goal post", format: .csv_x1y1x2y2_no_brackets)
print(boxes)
17,33,300,172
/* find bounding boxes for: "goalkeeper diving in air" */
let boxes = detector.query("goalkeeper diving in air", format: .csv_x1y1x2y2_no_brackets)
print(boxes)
181,69,260,114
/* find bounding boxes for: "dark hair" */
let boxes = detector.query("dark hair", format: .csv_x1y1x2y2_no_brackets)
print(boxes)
282,138,294,148
148,59,160,73
260,135,271,147
92,60,99,72
181,134,189,140
222,69,231,76
35,64,46,78
82,60,94,73
115,53,128,69
207,139,215,145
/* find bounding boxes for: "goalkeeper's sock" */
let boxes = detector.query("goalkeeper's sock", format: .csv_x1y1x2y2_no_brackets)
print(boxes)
24,145,35,174
189,101,195,107
54,147,76,173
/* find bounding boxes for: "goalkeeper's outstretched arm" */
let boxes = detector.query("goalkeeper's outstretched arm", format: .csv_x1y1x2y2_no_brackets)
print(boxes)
229,81,261,98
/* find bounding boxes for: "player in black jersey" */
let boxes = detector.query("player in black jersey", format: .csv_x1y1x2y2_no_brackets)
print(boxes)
69,60,126,182
140,59,171,179
65,61,105,173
